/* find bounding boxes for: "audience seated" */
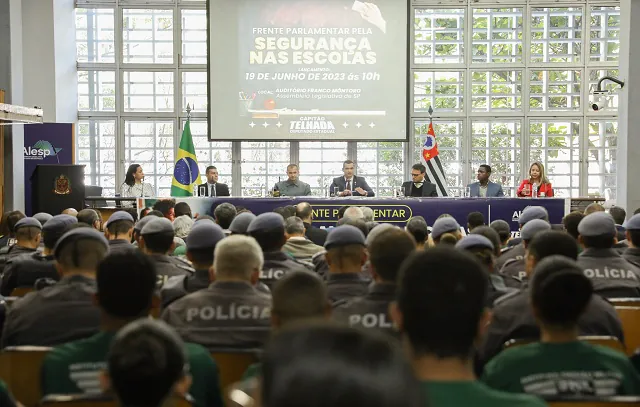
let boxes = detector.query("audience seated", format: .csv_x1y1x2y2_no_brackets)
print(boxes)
489,220,512,251
562,211,585,242
405,216,429,250
0,210,26,248
392,247,546,407
324,225,370,303
584,203,605,215
482,255,640,396
2,228,108,347
76,209,102,231
33,212,53,227
248,213,313,289
431,217,462,245
360,206,374,223
213,203,237,233
282,217,324,262
103,211,136,255
467,211,485,232
623,214,640,267
162,235,271,349
478,230,624,371
174,202,193,219
1,214,76,296
153,200,177,221
295,202,328,246
41,251,222,407
0,217,42,274
497,206,549,270
333,227,414,334
499,219,551,289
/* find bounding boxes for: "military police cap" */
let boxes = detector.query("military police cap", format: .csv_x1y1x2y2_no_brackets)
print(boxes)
134,214,160,232
578,211,616,237
33,213,53,226
431,217,460,240
490,220,511,236
141,217,174,236
518,206,549,226
623,214,640,230
521,219,551,241
455,234,494,251
247,213,285,233
186,219,225,250
532,255,582,279
229,212,256,234
15,217,42,230
105,211,134,228
42,214,78,234
365,223,394,246
324,225,366,250
53,227,109,258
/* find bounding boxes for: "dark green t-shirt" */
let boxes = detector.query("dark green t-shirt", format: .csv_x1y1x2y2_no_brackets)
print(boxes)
0,380,17,407
40,331,223,407
422,380,547,407
482,341,640,397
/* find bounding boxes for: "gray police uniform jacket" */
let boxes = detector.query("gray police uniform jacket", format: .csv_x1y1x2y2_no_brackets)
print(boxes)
0,245,38,275
326,273,370,303
107,239,136,255
495,243,525,271
498,258,527,289
149,254,194,288
161,281,271,349
477,287,624,372
623,247,640,268
1,275,101,348
577,248,640,298
0,253,59,296
332,283,396,335
260,251,313,289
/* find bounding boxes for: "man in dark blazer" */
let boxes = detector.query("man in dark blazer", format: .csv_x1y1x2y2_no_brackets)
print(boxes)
328,160,375,197
402,163,438,197
197,165,230,197
296,202,328,246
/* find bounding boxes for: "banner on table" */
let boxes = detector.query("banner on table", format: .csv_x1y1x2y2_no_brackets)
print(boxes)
140,197,569,236
24,123,75,215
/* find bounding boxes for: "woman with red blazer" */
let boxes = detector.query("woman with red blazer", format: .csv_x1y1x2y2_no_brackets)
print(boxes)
517,161,553,197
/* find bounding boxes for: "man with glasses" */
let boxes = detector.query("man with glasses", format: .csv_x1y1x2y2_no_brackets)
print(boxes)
402,164,437,197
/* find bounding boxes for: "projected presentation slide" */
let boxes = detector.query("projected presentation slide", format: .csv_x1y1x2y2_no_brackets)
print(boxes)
208,0,409,141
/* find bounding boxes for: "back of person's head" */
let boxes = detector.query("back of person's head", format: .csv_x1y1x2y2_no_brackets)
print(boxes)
395,247,487,358
406,217,429,245
174,202,192,219
42,215,78,249
261,324,422,407
337,206,349,220
213,203,237,229
142,231,174,254
148,210,164,218
284,205,297,219
271,272,329,328
249,215,287,252
106,319,189,407
437,233,460,246
578,212,617,249
584,203,605,215
106,220,135,238
336,217,368,237
172,215,194,239
140,208,152,219
295,202,313,221
77,209,100,227
55,230,109,272
526,231,579,276
609,206,626,225
431,217,462,245
273,207,287,219
562,211,585,240
360,207,374,223
152,199,176,218
471,226,502,257
369,228,416,282
284,217,306,237
467,212,485,231
489,220,511,245
343,206,365,221
530,256,593,330
366,221,379,234
4,211,25,237
97,251,157,319
213,235,264,281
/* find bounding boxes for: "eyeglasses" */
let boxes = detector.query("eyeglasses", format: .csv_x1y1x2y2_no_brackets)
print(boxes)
411,173,422,177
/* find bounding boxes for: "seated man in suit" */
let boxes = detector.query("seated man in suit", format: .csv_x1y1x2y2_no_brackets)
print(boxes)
468,165,505,198
329,160,375,197
402,164,437,197
198,165,230,197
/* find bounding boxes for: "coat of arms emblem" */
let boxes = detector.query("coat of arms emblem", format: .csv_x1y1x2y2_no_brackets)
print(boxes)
53,174,71,195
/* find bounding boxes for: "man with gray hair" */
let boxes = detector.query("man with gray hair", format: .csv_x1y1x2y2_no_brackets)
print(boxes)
213,203,237,233
360,207,374,223
343,206,365,221
282,217,324,262
161,235,272,349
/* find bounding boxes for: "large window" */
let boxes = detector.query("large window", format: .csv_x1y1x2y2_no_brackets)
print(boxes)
76,0,619,199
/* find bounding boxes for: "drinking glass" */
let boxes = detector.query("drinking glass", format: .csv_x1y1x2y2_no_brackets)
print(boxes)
333,187,340,197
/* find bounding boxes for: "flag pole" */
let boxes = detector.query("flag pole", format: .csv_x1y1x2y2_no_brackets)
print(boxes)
428,105,433,126
186,103,192,121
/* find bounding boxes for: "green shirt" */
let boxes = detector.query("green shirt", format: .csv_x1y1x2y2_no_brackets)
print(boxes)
482,341,640,397
172,244,187,257
0,380,16,407
422,381,546,407
241,362,261,382
41,331,223,407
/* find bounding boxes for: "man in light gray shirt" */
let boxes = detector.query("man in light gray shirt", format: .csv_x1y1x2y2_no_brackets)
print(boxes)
282,217,324,262
273,164,312,196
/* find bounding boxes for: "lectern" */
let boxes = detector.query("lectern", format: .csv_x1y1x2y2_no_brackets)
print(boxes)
31,165,85,215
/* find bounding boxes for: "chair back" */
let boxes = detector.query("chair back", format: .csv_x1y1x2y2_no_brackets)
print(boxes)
39,394,193,407
614,306,640,355
0,346,51,407
10,287,33,297
610,298,640,307
210,349,259,404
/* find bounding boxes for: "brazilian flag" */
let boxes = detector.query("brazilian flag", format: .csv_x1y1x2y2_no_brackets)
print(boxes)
171,120,201,196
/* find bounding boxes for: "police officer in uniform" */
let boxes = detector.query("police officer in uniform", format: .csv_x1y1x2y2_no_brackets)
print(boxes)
623,214,640,267
161,219,226,308
247,213,313,289
499,219,551,289
104,211,136,255
576,212,640,298
496,206,549,271
0,215,77,296
477,230,624,372
161,235,272,349
131,213,160,248
0,218,43,274
324,225,370,303
140,218,194,288
229,212,256,235
2,228,108,347
333,227,414,334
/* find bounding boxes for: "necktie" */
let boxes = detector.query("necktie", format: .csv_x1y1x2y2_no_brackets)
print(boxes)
414,183,423,188
211,184,216,197
346,180,351,191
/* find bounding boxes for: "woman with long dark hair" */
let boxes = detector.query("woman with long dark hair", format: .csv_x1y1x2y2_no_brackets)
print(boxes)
121,164,154,200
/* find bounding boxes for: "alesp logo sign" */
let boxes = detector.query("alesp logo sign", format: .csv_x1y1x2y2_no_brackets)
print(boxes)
24,140,61,161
